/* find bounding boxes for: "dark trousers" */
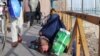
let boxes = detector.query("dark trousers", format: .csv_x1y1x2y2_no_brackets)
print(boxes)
24,12,31,23
30,12,36,26
35,12,41,23
24,12,36,26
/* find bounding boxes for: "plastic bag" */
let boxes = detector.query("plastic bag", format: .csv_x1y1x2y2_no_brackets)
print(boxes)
52,28,71,56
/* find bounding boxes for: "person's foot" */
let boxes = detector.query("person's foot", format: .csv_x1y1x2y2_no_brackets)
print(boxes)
12,42,18,47
18,34,22,43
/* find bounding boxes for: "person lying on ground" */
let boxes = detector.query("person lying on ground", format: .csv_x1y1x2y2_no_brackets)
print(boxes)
38,9,66,53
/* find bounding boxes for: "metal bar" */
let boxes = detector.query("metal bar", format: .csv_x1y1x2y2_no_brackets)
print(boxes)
71,0,72,11
98,21,100,56
65,0,67,11
81,0,83,12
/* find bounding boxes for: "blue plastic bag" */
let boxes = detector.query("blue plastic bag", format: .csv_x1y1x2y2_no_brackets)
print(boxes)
8,0,21,18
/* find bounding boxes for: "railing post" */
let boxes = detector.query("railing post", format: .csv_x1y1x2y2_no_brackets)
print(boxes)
67,18,77,54
69,15,72,31
67,15,72,31
66,14,68,29
63,13,67,28
76,19,81,56
67,15,70,31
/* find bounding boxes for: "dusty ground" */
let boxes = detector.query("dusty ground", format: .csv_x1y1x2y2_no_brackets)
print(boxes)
71,18,99,56
83,21,99,56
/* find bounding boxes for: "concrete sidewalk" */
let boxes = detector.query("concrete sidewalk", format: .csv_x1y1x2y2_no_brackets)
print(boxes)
2,23,45,56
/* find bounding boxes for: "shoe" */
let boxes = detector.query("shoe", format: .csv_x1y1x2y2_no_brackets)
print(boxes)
12,42,18,47
18,34,22,43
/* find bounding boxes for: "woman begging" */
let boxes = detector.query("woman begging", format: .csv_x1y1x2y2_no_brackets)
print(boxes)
30,9,66,53
39,8,66,52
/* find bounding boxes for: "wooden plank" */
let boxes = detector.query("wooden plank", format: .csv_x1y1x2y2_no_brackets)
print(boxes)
65,14,67,28
69,16,72,31
66,15,72,31
77,17,90,56
62,13,65,26
67,15,70,31
67,20,77,53
66,14,69,29
63,13,67,28
61,11,100,25
76,22,81,56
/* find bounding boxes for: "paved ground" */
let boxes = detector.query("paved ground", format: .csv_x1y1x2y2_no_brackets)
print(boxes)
2,23,46,56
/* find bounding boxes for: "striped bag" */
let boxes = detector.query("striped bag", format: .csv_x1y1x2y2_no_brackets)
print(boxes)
52,28,71,56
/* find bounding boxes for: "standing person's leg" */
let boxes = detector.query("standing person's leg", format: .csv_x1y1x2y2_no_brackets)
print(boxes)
17,6,23,43
36,12,41,23
11,18,18,47
38,12,41,21
1,16,5,34
25,12,31,28
30,12,35,26
5,12,10,32
17,6,23,36
40,12,45,26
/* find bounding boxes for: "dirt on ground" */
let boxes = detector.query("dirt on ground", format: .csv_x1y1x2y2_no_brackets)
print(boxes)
83,21,99,56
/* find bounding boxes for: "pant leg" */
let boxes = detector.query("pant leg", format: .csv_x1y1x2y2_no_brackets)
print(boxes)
30,12,35,26
11,18,18,42
40,12,48,25
1,16,5,34
17,7,23,36
24,12,31,28
40,12,45,25
36,12,41,23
